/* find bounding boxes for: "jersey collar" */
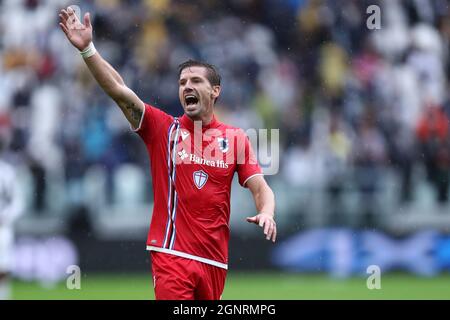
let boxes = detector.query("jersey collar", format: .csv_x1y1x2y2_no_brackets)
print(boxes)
180,114,219,132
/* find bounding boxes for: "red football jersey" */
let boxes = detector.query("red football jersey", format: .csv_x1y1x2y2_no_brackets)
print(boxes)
134,104,262,269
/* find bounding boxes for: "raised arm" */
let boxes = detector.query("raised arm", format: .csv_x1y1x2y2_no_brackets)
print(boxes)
58,7,144,129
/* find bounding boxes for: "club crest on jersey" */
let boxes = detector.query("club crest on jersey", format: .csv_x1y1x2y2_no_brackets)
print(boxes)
218,137,229,153
193,170,208,189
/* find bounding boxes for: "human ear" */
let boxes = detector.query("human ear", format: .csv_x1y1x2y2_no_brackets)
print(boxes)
211,85,221,100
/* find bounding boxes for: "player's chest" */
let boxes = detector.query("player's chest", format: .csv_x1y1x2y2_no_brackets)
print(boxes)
165,128,235,186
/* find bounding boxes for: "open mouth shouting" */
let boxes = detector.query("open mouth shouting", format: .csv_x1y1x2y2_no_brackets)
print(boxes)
184,93,199,109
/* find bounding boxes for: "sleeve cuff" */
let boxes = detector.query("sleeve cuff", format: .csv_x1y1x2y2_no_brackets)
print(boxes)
242,173,264,187
130,105,146,132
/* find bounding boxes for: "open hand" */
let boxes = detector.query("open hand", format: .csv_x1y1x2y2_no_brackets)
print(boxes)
59,7,92,51
246,213,277,242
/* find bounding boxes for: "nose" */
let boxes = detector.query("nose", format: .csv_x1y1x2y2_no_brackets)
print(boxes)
183,85,194,94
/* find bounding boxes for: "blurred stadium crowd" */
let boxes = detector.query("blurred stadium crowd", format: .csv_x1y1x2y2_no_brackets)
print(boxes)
1,0,450,231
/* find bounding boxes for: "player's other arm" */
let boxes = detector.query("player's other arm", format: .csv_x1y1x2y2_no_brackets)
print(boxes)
59,7,144,129
246,176,277,242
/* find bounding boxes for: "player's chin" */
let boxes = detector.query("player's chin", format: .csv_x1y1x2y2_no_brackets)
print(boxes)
184,104,201,116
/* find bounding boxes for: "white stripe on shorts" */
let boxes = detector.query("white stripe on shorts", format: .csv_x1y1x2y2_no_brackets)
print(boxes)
147,246,228,270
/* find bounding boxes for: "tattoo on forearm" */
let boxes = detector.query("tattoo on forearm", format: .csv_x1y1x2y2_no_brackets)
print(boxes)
126,103,142,122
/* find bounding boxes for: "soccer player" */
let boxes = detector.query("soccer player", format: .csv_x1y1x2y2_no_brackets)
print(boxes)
0,139,24,300
59,7,276,300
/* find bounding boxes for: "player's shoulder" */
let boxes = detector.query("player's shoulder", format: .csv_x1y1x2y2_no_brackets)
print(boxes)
141,103,175,133
144,103,173,119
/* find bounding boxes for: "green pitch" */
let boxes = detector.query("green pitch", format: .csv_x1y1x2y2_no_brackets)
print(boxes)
12,272,450,300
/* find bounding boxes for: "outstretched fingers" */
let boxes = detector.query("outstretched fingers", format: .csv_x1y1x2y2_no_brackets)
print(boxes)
60,9,69,23
64,7,83,29
59,22,69,36
263,217,276,242
263,217,270,236
83,12,91,28
247,214,277,242
59,9,72,36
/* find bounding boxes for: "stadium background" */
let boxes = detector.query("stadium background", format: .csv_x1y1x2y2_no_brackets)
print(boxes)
1,0,450,299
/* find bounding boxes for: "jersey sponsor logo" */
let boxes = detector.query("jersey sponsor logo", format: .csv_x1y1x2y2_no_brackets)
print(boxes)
178,149,188,160
177,149,230,169
218,137,229,153
190,153,229,168
193,170,208,189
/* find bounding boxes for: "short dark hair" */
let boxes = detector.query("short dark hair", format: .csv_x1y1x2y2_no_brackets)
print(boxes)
178,59,221,87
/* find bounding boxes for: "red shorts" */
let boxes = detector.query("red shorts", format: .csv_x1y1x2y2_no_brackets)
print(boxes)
150,251,227,300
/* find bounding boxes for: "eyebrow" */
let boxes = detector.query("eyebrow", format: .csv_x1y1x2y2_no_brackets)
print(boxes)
179,76,204,83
